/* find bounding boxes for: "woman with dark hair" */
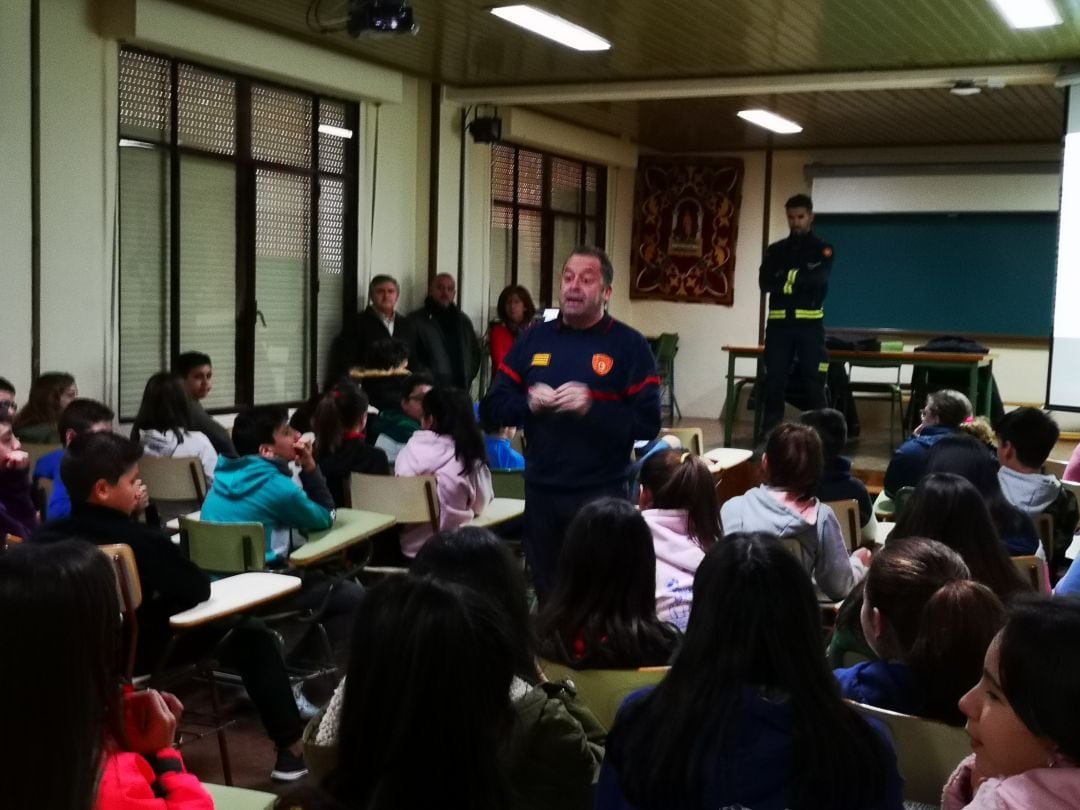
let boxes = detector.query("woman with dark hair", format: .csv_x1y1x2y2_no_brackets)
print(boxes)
285,575,516,810
308,527,605,809
12,371,77,443
0,540,212,810
535,497,680,669
394,387,492,557
638,448,720,631
835,537,1005,725
943,597,1080,808
720,422,870,601
597,533,903,810
892,473,1029,601
489,284,537,371
925,433,1041,556
311,377,389,507
133,371,218,485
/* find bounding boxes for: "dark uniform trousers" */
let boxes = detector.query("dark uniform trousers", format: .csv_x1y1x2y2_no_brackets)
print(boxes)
762,317,828,435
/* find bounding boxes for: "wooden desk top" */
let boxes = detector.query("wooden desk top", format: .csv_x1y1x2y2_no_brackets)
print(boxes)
170,572,301,628
465,497,525,529
722,345,992,363
290,507,396,567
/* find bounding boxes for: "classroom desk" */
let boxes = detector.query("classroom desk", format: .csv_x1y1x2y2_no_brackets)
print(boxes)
289,507,396,567
465,497,526,529
170,572,301,629
721,345,995,447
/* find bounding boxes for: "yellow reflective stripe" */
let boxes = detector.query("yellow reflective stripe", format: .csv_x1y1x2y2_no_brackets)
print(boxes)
818,362,830,372
767,310,787,319
782,269,798,295
794,309,824,319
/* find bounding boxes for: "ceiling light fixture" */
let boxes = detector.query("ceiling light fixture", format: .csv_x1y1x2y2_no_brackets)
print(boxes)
490,5,611,52
318,123,354,139
950,80,982,96
737,109,803,134
988,0,1062,29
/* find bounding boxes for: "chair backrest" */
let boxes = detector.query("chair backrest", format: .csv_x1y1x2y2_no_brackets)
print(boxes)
1011,554,1050,594
653,332,679,366
849,701,971,805
98,543,142,681
350,473,439,535
139,455,208,502
1043,458,1068,480
1035,512,1054,561
180,516,265,574
825,499,860,553
539,658,669,730
491,469,526,499
22,442,62,473
892,485,916,519
661,427,704,456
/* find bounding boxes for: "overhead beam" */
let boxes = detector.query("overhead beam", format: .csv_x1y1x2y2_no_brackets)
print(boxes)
444,63,1062,106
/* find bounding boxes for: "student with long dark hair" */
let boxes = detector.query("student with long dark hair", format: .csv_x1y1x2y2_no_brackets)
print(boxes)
489,284,537,371
925,433,1041,556
943,598,1080,808
311,378,389,507
284,576,516,810
835,537,1005,725
638,448,720,631
395,386,492,557
0,540,212,810
598,533,903,810
892,473,1029,601
12,371,77,443
132,371,218,485
536,497,679,669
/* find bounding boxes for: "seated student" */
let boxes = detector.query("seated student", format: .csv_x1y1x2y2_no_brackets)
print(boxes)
371,372,432,464
311,378,389,507
12,371,78,443
174,351,236,457
926,433,1041,557
0,414,36,540
353,337,412,414
536,498,680,670
720,423,870,601
0,376,16,420
883,388,971,497
285,576,516,810
30,432,310,782
995,407,1079,570
801,407,878,542
480,410,525,471
310,527,605,809
943,598,1080,809
638,448,719,632
835,537,1005,725
200,405,363,648
0,540,213,810
132,371,218,486
597,533,904,810
395,387,493,558
32,398,113,520
1054,554,1080,595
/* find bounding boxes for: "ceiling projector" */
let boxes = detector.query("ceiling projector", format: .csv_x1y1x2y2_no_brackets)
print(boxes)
347,1,418,36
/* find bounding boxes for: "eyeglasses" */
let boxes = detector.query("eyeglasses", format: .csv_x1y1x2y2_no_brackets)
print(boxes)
0,401,16,412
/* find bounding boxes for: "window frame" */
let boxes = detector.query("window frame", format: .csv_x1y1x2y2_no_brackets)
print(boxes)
117,46,359,417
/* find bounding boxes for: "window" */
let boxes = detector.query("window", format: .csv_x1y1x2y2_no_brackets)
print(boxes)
117,48,358,418
489,144,606,312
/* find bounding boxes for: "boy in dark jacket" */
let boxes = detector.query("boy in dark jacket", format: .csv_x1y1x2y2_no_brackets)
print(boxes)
801,407,877,542
31,431,309,781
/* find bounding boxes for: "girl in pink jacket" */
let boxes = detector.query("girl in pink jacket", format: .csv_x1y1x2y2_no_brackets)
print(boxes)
638,448,721,631
943,597,1080,809
395,387,492,557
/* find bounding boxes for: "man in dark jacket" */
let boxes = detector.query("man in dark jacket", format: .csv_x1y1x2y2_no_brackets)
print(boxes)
327,274,421,384
411,273,481,390
31,431,309,782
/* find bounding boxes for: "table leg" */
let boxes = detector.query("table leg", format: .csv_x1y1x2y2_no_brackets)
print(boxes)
968,364,980,417
979,361,994,418
753,357,765,444
723,351,737,447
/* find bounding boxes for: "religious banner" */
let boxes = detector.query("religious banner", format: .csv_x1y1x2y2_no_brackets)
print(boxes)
629,157,744,305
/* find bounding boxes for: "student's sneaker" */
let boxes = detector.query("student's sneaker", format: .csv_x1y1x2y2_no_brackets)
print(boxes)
271,748,309,782
293,681,321,721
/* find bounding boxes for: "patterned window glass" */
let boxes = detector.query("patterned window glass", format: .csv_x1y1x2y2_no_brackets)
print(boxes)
253,85,312,169
177,64,236,155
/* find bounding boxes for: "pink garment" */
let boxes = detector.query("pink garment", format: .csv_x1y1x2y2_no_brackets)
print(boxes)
394,430,493,557
1065,444,1080,483
942,753,1080,810
96,747,212,810
764,486,818,523
642,508,706,632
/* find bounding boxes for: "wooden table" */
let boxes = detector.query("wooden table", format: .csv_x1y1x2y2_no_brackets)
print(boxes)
703,447,759,507
289,507,396,567
721,345,995,447
465,497,526,529
170,572,302,628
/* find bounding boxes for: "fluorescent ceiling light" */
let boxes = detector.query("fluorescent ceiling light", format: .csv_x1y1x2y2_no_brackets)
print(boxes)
119,138,154,149
737,109,803,134
318,124,354,139
490,5,610,52
988,0,1062,29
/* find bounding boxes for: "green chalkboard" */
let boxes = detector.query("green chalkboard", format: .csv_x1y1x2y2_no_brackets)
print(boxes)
815,213,1057,338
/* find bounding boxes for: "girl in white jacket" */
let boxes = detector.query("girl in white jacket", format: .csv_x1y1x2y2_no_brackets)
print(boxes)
639,448,721,631
133,371,218,486
395,387,492,557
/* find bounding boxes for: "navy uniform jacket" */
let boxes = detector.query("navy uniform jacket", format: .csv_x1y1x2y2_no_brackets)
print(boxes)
759,231,834,318
483,314,661,490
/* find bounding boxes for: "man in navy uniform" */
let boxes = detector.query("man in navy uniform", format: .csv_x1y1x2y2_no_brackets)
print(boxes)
759,194,834,436
482,246,661,600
